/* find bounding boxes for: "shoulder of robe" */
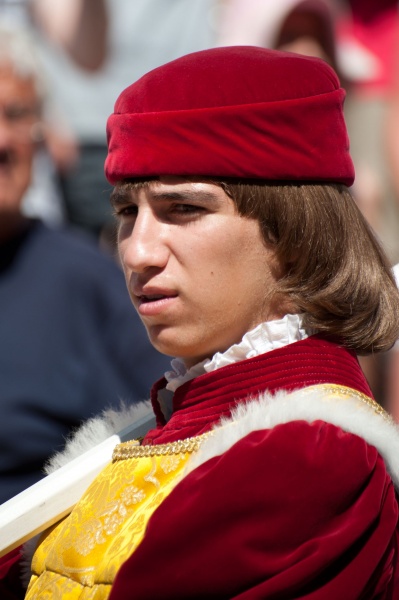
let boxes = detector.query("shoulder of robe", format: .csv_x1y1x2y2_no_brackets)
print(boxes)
187,384,399,489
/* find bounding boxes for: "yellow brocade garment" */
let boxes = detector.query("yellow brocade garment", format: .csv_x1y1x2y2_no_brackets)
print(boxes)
25,437,205,599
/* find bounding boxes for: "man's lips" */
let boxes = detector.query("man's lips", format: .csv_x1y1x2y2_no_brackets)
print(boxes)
132,287,179,314
139,293,177,303
133,285,178,301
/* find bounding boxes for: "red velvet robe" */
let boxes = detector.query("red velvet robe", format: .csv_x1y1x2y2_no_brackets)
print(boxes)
1,335,399,598
109,336,399,599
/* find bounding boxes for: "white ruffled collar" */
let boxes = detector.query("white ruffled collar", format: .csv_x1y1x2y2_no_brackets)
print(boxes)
164,314,311,393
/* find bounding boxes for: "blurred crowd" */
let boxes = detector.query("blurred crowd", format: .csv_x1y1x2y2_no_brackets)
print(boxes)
1,0,399,501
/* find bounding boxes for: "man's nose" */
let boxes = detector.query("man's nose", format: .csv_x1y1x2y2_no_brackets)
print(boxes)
120,211,169,273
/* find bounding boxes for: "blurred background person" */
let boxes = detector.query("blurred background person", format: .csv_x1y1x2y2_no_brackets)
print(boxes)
0,0,77,229
336,0,399,405
335,0,399,265
216,0,395,246
26,0,218,247
0,25,170,503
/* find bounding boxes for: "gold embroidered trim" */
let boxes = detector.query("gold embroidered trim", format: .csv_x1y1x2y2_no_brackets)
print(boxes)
112,384,391,462
305,383,393,422
112,431,212,461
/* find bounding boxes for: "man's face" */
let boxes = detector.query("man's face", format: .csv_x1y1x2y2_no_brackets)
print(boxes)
0,65,39,214
113,178,285,367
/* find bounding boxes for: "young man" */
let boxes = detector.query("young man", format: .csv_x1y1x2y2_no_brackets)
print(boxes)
4,46,399,598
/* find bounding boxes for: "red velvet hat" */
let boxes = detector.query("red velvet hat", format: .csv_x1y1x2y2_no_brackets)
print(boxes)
105,46,354,186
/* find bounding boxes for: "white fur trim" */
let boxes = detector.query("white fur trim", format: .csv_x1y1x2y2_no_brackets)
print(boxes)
187,386,399,489
45,401,152,474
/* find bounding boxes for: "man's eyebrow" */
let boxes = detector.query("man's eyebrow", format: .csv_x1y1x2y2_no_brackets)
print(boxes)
110,188,131,208
148,189,220,204
110,187,222,208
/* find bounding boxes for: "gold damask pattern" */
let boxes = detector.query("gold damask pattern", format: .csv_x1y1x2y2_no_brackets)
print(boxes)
26,448,194,599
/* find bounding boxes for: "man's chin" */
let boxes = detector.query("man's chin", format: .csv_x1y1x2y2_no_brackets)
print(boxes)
146,326,191,361
147,332,178,358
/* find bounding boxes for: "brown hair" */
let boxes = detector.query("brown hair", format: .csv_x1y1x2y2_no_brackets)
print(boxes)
218,180,399,354
112,179,399,355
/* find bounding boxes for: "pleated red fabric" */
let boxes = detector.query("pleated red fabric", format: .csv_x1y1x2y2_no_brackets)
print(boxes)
144,335,372,444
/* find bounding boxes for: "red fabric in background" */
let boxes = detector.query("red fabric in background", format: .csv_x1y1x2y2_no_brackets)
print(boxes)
110,420,399,599
337,0,399,95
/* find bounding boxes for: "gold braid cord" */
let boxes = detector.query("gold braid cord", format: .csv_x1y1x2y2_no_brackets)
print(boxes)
113,431,212,461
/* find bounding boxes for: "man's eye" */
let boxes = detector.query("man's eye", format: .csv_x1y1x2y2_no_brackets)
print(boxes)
115,205,137,217
172,204,204,214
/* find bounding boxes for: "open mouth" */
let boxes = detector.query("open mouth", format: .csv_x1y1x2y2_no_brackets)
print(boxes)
140,294,168,303
137,293,177,317
140,294,177,303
